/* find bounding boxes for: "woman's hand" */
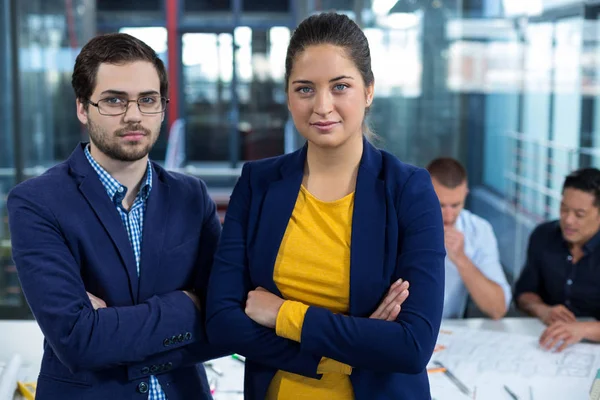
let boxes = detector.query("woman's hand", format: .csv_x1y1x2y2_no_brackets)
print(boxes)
245,278,409,329
245,287,285,328
87,291,107,310
370,279,410,321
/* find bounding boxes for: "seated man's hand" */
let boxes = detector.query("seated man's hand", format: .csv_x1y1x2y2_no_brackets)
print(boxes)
444,227,466,263
87,291,107,310
370,279,410,321
539,321,590,352
541,304,576,325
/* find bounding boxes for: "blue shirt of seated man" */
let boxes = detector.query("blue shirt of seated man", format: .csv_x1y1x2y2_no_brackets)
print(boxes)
427,157,510,320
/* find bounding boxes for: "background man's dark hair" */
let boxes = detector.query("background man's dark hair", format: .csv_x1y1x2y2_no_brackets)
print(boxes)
426,157,467,188
72,33,168,108
563,168,600,208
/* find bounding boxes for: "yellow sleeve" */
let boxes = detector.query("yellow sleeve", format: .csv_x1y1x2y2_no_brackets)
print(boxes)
275,300,309,342
276,300,353,375
317,358,353,375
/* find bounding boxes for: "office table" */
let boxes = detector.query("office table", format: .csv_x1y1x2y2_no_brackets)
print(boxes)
206,318,552,399
442,317,546,336
0,318,586,399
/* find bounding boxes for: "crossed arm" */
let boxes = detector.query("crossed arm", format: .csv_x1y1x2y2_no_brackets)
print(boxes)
242,280,410,375
7,185,227,375
205,165,445,377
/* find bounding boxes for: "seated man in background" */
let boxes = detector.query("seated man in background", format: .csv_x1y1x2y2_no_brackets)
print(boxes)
515,168,600,351
427,158,510,320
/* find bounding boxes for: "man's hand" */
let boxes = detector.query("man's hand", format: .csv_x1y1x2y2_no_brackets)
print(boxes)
539,321,590,352
245,287,285,329
540,304,576,326
370,279,409,321
444,226,466,263
183,290,201,310
87,291,107,310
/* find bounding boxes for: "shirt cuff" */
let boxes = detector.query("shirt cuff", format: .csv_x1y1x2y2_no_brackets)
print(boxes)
317,357,353,375
275,300,309,342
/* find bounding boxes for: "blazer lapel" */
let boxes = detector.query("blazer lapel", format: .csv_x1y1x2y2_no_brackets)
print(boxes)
69,143,139,303
78,172,140,304
349,140,386,316
252,148,306,296
249,140,387,315
137,165,169,302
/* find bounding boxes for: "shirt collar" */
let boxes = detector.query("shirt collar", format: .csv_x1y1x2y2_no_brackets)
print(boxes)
454,210,466,233
554,220,600,253
584,228,600,253
84,145,152,203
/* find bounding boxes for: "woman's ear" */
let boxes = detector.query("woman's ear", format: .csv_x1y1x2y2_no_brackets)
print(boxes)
365,81,375,106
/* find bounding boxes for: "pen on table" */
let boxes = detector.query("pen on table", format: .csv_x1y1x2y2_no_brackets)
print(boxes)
433,361,471,396
204,362,223,376
232,354,246,363
503,385,520,400
427,367,447,374
529,386,534,400
209,378,218,395
434,344,446,353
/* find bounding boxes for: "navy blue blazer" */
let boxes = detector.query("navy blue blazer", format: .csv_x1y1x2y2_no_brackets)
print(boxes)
8,144,228,399
206,139,446,400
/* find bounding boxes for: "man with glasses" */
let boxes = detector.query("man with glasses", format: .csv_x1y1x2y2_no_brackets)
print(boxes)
7,33,226,399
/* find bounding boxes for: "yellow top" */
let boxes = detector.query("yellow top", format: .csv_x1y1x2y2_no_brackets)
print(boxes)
266,185,355,400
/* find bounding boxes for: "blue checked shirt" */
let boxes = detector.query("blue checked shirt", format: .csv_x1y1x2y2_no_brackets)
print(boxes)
85,146,166,400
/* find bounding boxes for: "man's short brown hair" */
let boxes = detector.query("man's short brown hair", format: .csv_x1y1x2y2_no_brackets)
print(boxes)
72,33,168,107
426,157,467,188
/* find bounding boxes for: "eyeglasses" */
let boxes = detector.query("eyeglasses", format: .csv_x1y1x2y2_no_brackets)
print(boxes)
88,96,169,116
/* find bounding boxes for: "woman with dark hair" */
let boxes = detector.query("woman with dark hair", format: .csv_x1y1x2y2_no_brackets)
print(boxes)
206,12,445,400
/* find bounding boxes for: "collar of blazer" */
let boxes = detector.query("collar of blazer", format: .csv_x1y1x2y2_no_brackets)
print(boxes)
66,142,170,304
253,136,388,317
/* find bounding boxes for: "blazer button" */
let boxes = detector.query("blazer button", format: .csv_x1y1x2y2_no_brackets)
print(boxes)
177,334,184,342
138,382,149,394
163,338,171,347
150,365,159,373
184,332,192,340
171,335,177,344
141,367,150,375
166,362,173,370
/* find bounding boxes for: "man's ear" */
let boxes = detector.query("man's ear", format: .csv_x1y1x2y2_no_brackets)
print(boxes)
76,99,89,125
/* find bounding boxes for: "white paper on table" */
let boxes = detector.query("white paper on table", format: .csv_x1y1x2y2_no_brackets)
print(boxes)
429,371,473,400
206,356,245,400
474,378,589,400
473,380,530,400
428,327,600,400
0,354,21,400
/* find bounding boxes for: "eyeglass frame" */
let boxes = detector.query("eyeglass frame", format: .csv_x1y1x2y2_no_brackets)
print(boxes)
88,96,170,116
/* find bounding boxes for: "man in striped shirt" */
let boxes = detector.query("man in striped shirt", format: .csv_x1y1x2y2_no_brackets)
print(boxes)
8,33,227,399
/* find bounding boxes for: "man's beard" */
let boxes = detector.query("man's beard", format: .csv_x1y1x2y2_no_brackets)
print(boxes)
87,119,157,162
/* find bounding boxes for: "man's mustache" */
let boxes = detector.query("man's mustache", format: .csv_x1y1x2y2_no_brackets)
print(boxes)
115,125,151,136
